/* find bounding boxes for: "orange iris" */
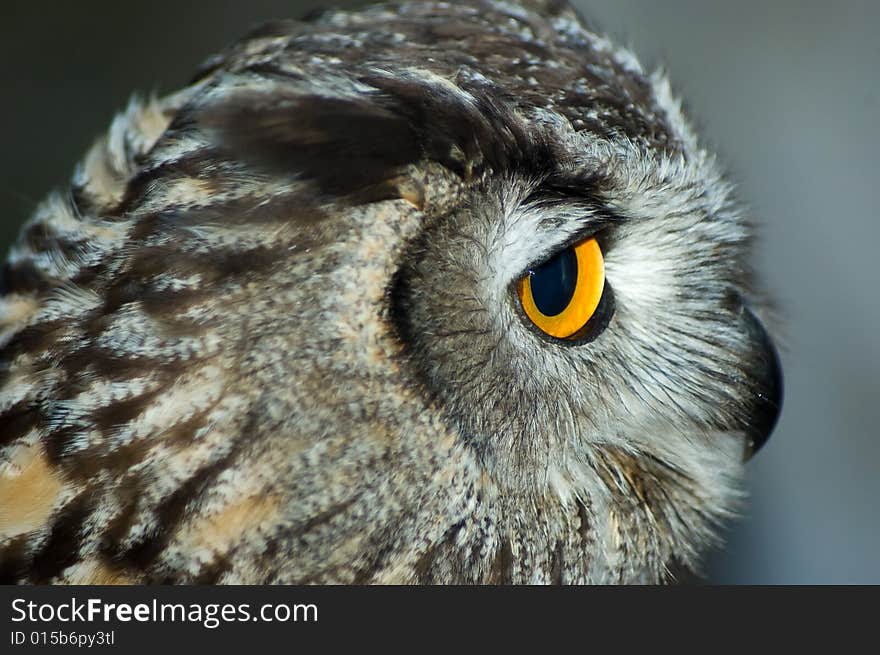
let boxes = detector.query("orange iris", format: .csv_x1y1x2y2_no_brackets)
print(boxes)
517,237,605,339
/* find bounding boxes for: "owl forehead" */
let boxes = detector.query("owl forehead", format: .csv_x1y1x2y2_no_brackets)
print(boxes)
199,0,683,163
171,5,704,268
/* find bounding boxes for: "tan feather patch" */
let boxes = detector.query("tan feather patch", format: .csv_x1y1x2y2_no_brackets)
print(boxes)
175,495,280,557
0,444,65,539
61,560,134,585
0,294,39,345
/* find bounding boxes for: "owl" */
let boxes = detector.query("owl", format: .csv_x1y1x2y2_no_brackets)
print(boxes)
0,0,781,584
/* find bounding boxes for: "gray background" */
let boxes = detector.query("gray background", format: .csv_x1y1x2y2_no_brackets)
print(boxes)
1,1,877,583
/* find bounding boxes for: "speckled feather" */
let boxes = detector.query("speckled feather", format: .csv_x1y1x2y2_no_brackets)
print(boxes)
0,0,776,584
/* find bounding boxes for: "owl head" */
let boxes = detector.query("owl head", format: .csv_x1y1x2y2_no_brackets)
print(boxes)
0,0,781,583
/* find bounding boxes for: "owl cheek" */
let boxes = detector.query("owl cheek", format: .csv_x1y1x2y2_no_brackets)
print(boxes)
738,305,784,460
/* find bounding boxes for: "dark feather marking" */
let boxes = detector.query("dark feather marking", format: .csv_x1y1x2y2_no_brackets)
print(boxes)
487,538,514,584
23,228,88,269
82,403,215,483
43,425,77,466
69,181,96,218
0,260,53,295
28,491,94,584
42,379,163,469
0,401,38,449
62,349,169,383
68,262,105,289
0,535,33,584
151,191,332,228
362,72,556,179
175,244,290,283
201,91,422,202
0,319,66,368
83,242,288,333
193,552,234,585
83,440,155,485
90,388,165,438
406,520,461,583
96,486,141,563
576,499,592,543
105,432,247,575
549,539,565,584
289,497,360,542
110,145,224,219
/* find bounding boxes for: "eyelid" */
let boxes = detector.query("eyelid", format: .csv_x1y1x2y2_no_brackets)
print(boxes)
513,221,614,283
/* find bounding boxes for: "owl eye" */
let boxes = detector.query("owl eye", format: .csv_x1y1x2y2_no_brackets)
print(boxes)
516,237,606,340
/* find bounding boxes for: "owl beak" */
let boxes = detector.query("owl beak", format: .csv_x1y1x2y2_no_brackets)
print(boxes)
741,306,783,460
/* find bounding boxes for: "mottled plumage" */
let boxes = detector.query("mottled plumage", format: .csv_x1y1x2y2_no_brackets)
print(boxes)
0,0,781,584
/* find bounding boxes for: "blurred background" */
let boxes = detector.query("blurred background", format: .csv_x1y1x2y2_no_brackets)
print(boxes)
1,1,877,583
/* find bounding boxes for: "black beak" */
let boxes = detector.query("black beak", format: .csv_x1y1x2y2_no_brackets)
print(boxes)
740,305,784,459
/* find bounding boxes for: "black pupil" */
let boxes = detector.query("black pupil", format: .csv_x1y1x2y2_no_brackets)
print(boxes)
529,247,578,316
